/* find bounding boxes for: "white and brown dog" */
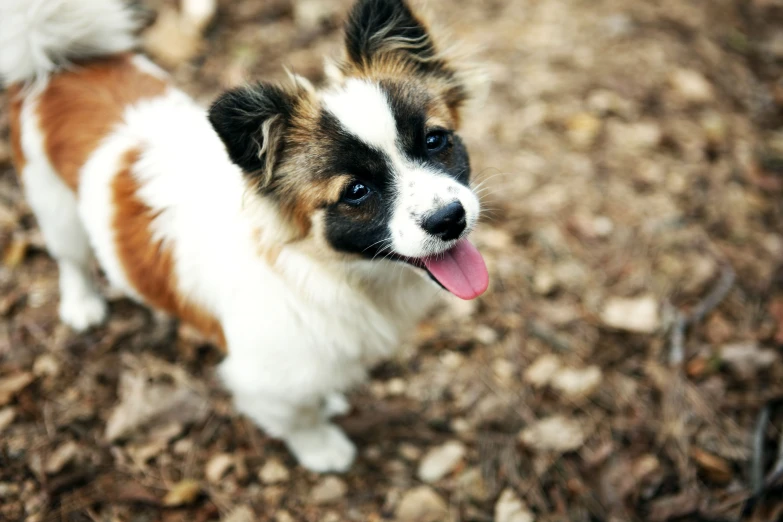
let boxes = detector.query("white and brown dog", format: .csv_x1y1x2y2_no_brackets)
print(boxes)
1,0,489,472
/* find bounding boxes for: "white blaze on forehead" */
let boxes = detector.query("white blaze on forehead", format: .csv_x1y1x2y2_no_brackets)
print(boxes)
321,79,398,153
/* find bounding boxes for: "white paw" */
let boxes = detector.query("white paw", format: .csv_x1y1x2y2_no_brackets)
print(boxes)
323,393,351,417
59,293,108,332
285,423,356,473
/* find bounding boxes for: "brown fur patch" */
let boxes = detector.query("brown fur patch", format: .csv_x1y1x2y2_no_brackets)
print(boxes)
7,84,26,176
37,54,167,191
113,148,226,351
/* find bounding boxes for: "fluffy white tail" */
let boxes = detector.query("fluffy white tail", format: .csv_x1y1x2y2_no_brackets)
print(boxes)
0,0,139,87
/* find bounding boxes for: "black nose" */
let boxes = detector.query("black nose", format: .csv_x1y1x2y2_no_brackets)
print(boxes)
422,201,467,241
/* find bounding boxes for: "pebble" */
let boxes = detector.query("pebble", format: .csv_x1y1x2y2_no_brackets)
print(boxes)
417,441,466,483
311,476,347,505
495,488,535,522
399,443,422,462
457,467,490,502
163,479,201,507
670,68,714,104
258,458,290,484
550,366,603,399
396,486,448,522
600,295,660,334
523,354,562,388
520,415,587,453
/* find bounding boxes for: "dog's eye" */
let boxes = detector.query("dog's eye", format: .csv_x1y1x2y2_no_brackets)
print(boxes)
342,181,371,205
425,130,449,154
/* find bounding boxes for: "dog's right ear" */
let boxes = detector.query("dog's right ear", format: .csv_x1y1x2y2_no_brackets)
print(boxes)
209,83,296,189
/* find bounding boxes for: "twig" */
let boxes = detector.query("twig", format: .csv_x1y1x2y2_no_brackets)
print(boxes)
527,318,572,352
751,405,770,495
669,263,736,367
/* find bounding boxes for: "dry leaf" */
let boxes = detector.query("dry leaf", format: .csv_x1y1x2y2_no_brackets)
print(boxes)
45,441,79,475
0,407,16,432
0,372,34,406
206,453,235,483
163,479,201,507
2,236,28,267
105,366,208,442
691,448,732,484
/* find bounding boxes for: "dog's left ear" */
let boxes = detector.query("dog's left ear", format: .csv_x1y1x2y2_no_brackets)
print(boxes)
344,0,440,72
209,83,302,189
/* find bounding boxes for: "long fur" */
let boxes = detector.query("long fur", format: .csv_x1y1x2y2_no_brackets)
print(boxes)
0,0,138,87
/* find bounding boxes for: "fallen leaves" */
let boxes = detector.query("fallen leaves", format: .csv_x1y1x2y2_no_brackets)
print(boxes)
162,479,201,507
0,372,34,406
104,356,209,442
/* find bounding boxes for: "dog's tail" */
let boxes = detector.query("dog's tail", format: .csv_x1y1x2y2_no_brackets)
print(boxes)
0,0,139,87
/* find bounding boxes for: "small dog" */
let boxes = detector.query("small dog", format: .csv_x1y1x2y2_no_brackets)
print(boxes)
1,0,488,472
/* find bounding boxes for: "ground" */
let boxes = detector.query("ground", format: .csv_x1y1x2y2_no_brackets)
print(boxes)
1,0,783,521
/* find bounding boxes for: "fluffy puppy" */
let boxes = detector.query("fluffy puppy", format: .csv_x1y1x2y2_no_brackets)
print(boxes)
1,0,488,472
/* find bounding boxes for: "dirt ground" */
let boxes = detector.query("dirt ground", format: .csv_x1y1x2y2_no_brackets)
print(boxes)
2,0,783,520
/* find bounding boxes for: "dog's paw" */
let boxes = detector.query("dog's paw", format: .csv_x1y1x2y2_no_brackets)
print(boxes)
323,392,351,417
285,423,356,473
59,293,108,332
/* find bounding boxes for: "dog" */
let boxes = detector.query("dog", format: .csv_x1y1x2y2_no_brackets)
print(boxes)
1,0,488,472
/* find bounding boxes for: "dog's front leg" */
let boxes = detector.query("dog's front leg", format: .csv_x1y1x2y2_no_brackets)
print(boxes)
218,350,356,473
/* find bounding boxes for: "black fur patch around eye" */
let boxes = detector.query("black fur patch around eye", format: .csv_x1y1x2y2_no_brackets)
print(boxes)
379,81,472,186
317,110,396,257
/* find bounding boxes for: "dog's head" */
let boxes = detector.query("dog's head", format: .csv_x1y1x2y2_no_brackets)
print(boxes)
209,0,488,299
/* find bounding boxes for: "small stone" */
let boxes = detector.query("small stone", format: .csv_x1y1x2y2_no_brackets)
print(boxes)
592,216,614,237
551,366,602,399
33,354,60,378
457,467,490,502
719,342,778,379
258,458,289,484
670,68,714,104
600,295,660,334
276,512,295,522
162,479,201,506
417,441,466,483
520,415,587,453
311,476,347,505
0,407,15,432
495,488,535,522
492,359,516,385
399,443,422,462
524,354,562,388
206,453,235,483
387,378,406,396
222,506,254,522
45,441,79,474
474,325,499,345
396,486,448,522
533,270,557,295
173,438,193,455
565,113,602,149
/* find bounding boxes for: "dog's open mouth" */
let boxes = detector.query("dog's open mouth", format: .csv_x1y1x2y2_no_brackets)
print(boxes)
395,239,489,300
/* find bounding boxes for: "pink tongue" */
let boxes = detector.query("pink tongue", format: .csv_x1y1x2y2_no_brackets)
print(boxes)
422,239,489,300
